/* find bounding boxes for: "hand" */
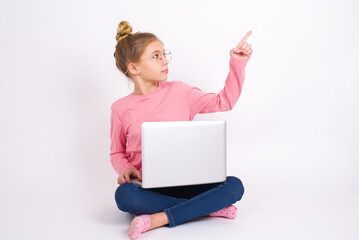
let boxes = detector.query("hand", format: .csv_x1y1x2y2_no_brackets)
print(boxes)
117,167,142,185
230,31,253,59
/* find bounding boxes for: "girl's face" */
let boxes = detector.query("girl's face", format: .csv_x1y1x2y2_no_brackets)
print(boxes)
135,40,169,82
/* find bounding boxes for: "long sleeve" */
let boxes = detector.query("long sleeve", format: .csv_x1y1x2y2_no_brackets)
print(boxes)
187,55,249,118
109,108,134,175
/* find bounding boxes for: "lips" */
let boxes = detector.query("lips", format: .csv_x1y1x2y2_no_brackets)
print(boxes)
162,69,168,73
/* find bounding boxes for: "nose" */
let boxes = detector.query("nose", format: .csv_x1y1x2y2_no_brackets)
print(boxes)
162,57,169,65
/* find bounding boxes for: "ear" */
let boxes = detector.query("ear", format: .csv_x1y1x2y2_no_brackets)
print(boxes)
127,63,140,75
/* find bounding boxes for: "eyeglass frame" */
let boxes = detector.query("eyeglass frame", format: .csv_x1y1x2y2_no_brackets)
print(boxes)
140,49,172,63
124,49,172,75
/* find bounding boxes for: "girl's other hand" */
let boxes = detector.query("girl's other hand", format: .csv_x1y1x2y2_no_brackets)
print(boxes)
117,167,142,184
230,31,253,59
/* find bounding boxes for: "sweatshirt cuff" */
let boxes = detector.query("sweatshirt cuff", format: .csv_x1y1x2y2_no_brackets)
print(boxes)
116,164,136,175
230,54,250,67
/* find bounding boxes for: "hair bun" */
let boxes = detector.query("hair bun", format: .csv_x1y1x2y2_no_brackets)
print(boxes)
116,21,133,42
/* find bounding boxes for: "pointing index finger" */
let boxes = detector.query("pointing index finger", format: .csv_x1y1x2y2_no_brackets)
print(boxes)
242,30,252,42
238,30,252,47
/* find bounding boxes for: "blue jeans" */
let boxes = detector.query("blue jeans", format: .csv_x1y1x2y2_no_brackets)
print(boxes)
114,176,245,228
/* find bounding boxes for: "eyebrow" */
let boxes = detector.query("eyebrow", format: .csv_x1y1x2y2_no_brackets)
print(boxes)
151,50,165,54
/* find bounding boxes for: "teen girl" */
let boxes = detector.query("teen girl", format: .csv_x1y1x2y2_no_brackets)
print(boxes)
110,20,253,239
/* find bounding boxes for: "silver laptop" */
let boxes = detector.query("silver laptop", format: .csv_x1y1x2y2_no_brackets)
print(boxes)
131,120,227,189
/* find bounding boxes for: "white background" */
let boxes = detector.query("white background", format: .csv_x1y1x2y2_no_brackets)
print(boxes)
1,0,358,239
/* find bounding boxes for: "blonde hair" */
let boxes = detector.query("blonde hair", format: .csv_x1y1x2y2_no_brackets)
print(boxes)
114,21,162,80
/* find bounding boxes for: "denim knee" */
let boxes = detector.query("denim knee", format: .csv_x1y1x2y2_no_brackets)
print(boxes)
226,176,245,202
114,182,138,212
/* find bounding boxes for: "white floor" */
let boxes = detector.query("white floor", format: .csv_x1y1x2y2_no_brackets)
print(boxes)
2,187,358,240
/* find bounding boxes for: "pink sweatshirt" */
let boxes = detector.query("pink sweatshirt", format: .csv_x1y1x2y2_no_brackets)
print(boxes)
109,55,249,175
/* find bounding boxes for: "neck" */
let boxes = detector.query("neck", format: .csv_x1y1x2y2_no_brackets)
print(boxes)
132,81,159,95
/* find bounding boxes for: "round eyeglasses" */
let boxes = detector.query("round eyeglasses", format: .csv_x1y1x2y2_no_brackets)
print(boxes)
124,50,172,75
142,49,172,63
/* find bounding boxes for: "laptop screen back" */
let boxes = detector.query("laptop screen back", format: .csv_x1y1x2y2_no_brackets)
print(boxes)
141,120,227,188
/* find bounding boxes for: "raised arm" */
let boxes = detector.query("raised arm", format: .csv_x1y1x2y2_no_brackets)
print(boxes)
187,31,253,118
